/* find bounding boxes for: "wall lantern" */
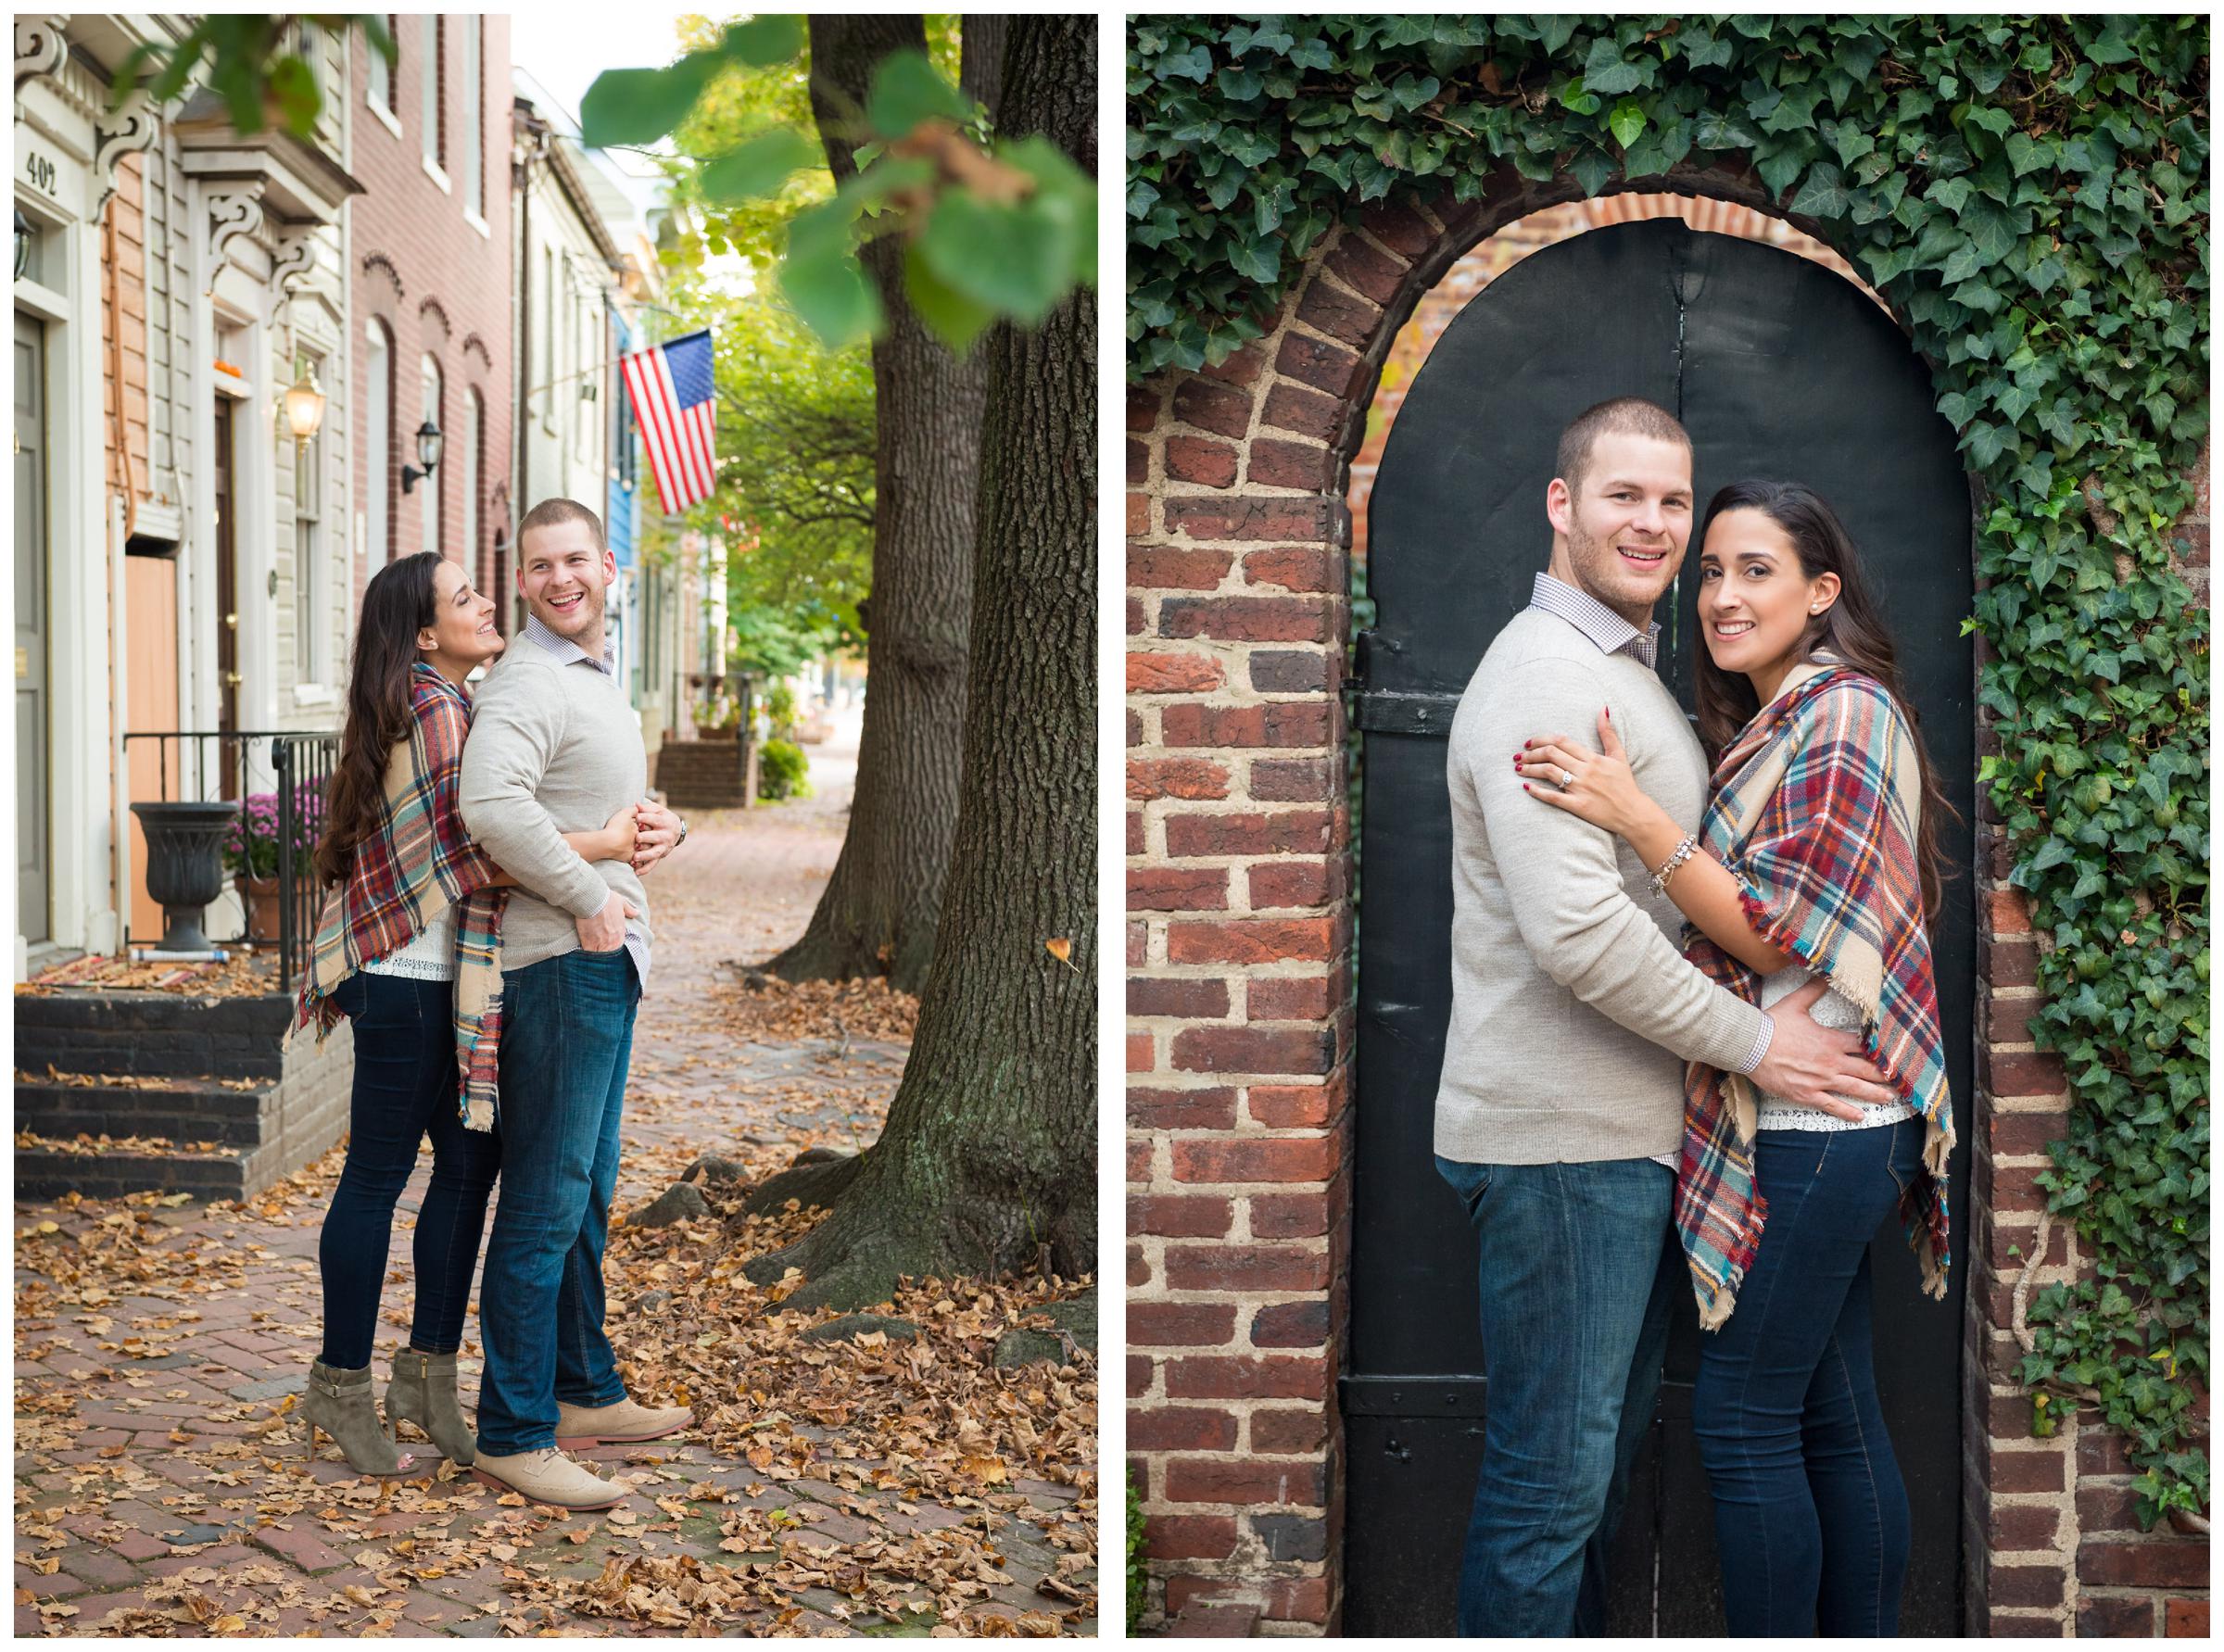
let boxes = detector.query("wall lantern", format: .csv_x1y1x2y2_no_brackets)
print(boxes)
283,367,326,446
399,417,444,493
14,208,31,280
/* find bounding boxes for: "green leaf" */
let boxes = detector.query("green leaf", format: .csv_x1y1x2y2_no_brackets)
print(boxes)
1608,99,1647,151
1582,35,1647,96
1157,44,1212,82
1391,72,1440,112
1965,104,2015,141
1960,194,2020,266
778,202,879,348
1567,147,1614,197
718,15,803,68
1226,236,1281,284
866,50,974,139
900,245,996,356
1755,142,1808,199
581,54,724,148
698,128,821,202
2005,131,2053,176
1788,161,1850,219
916,190,1077,325
1218,65,1264,102
1927,175,1975,215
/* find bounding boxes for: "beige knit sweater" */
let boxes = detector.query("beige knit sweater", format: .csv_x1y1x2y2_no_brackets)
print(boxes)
456,634,652,978
1434,608,1771,1165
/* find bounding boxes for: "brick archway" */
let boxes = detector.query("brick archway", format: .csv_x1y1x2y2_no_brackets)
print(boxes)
1125,159,2210,1635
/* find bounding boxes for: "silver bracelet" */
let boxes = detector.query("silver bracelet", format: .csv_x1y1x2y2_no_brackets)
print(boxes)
1649,836,1700,896
676,816,689,846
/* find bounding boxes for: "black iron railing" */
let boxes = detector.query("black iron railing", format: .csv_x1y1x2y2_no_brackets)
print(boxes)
124,729,338,992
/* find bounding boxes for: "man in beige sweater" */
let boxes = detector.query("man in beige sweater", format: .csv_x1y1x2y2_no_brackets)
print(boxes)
460,498,691,1511
1434,399,1889,1635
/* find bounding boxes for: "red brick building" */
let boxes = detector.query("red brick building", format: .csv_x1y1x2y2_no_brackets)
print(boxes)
348,14,513,607
1126,170,2210,1635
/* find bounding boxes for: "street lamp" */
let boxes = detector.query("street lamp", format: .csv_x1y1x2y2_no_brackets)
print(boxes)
398,417,443,493
283,366,326,446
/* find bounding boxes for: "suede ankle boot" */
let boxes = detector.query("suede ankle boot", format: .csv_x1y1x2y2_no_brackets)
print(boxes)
301,1359,417,1477
385,1347,475,1465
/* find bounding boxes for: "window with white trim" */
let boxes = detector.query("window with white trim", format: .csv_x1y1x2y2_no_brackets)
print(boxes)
367,321,392,561
462,387,483,586
461,16,483,214
421,14,443,170
368,13,393,111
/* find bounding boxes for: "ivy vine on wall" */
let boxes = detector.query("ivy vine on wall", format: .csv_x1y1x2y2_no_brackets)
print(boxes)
1129,16,2210,1525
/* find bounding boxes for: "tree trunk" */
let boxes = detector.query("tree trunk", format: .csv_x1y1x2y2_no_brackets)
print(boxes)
959,14,1008,123
743,14,1097,1312
768,15,984,992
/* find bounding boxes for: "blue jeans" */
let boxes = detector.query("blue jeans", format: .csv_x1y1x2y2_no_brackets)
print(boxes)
474,946,639,1457
1435,1154,1679,1637
1693,1117,1924,1636
318,972,502,1368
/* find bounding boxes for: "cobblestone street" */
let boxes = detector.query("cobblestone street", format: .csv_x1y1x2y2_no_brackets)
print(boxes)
15,743,1099,1637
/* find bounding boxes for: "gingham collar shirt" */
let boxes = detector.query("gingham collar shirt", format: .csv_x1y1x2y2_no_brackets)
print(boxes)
523,610,616,675
1527,572,1662,669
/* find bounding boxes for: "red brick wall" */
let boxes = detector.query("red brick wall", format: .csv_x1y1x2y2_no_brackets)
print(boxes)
350,13,512,608
1125,166,2210,1634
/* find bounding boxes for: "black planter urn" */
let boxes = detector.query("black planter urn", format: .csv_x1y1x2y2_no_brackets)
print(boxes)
132,800,240,951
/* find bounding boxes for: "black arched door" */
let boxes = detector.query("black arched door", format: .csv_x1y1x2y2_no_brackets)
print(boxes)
1344,216,1974,1635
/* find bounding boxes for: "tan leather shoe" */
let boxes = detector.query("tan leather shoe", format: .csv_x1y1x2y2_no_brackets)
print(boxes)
554,1395,693,1449
471,1446,627,1511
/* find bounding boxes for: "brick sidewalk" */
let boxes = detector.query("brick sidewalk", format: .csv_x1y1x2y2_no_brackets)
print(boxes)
15,798,1097,1636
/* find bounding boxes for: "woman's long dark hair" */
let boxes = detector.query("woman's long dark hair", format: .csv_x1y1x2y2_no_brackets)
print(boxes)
314,551,444,889
1693,479,1958,920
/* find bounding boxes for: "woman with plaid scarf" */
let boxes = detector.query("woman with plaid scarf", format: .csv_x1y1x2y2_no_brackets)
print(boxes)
288,552,639,1478
1516,480,1957,1636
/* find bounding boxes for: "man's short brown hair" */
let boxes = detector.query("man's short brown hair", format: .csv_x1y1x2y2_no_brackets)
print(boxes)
516,497,607,556
1555,397,1692,499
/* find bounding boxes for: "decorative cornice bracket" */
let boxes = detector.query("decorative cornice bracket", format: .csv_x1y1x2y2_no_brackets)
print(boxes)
268,225,320,310
14,15,68,89
95,94,159,217
205,185,266,298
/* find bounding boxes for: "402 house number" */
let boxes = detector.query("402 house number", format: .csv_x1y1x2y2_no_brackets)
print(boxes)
24,150,57,195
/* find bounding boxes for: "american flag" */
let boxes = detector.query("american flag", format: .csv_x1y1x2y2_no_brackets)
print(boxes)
618,329,717,513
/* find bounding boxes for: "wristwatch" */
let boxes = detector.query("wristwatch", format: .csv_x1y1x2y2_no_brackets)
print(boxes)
676,816,689,847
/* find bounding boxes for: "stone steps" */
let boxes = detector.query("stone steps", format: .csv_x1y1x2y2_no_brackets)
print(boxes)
15,988,291,1081
13,1141,264,1202
14,1078,273,1147
653,740,752,809
14,986,350,1202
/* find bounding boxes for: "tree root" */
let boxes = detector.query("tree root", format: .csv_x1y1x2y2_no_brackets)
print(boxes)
740,1204,914,1313
764,923,934,994
736,1152,866,1218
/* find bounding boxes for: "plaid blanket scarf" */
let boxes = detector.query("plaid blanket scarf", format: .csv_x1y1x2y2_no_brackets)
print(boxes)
1676,664,1955,1329
289,665,510,1130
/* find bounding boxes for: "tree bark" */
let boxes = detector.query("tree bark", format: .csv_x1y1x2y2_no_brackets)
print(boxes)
768,15,984,992
743,14,1097,1311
